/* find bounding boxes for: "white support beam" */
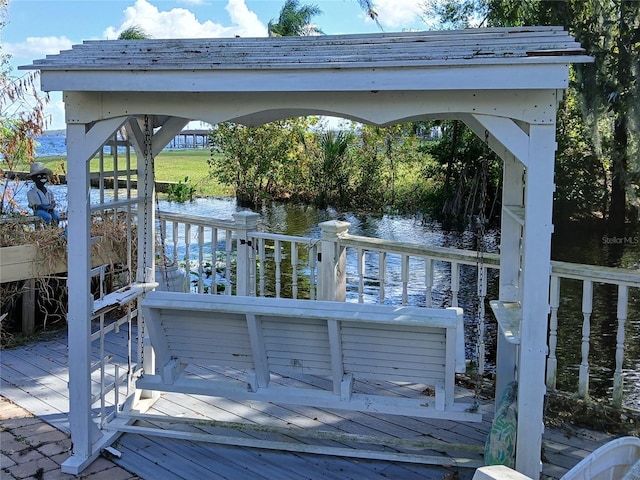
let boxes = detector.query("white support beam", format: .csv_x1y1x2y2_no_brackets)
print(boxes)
515,123,556,479
65,90,562,128
152,116,190,153
465,114,530,167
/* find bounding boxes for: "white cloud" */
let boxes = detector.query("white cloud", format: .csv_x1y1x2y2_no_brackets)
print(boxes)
369,0,425,30
102,0,267,40
44,93,66,131
5,36,74,60
225,0,266,37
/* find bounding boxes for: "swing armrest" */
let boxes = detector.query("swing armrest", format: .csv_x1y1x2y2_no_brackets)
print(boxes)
92,281,159,315
489,300,521,345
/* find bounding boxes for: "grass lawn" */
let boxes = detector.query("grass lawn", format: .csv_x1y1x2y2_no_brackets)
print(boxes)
36,149,233,197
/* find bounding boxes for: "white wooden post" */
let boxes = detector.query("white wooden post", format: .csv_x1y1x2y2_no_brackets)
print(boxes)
233,211,260,296
516,123,556,479
317,220,350,302
62,116,131,474
495,154,524,403
64,123,98,472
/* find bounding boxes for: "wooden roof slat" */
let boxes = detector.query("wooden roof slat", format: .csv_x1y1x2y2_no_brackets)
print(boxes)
23,27,588,73
62,39,582,57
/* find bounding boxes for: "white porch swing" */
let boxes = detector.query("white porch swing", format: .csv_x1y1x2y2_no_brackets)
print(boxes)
20,26,593,479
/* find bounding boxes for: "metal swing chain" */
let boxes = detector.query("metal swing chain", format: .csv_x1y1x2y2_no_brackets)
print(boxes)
471,130,490,410
138,115,152,375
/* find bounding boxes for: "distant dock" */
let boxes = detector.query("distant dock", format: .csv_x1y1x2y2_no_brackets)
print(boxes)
5,171,177,193
168,129,209,149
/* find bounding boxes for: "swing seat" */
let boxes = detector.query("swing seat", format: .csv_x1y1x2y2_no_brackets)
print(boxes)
138,292,482,422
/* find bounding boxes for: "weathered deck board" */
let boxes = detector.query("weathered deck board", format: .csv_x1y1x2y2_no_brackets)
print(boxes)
0,327,619,480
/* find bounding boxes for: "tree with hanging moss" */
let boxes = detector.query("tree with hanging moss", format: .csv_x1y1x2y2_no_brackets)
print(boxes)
421,0,640,228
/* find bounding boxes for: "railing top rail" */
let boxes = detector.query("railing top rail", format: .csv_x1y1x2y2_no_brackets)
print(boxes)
157,211,236,230
250,231,315,245
339,233,501,267
551,260,640,287
155,210,639,287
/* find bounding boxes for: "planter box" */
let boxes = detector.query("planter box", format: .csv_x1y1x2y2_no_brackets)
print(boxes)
0,240,126,284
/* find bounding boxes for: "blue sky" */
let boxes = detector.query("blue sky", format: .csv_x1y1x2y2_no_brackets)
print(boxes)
3,0,431,130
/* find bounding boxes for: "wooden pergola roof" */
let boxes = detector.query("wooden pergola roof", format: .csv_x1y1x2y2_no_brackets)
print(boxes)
21,26,592,480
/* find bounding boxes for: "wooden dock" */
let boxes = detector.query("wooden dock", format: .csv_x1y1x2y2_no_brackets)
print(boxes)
0,327,618,480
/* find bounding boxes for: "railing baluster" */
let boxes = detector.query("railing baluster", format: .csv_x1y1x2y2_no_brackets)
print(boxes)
451,262,460,307
211,227,218,295
159,218,168,258
291,243,299,299
579,280,593,398
613,285,628,408
198,226,205,294
401,254,409,306
184,223,192,283
274,239,282,298
357,248,365,303
546,275,560,389
258,238,266,297
172,221,179,265
249,235,257,297
379,251,386,303
309,243,317,300
225,230,232,295
425,258,433,307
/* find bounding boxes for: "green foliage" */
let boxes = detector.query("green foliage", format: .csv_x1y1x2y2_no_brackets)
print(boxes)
208,119,312,207
166,176,196,203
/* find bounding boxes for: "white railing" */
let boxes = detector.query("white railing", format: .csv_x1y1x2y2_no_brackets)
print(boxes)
249,231,318,300
158,211,237,294
546,261,640,408
154,210,640,409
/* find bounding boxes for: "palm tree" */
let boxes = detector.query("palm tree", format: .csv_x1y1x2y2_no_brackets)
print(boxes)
316,130,353,208
356,0,378,22
268,0,323,37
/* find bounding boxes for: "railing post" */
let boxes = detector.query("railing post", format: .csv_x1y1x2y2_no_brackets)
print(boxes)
317,220,350,301
233,211,260,296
